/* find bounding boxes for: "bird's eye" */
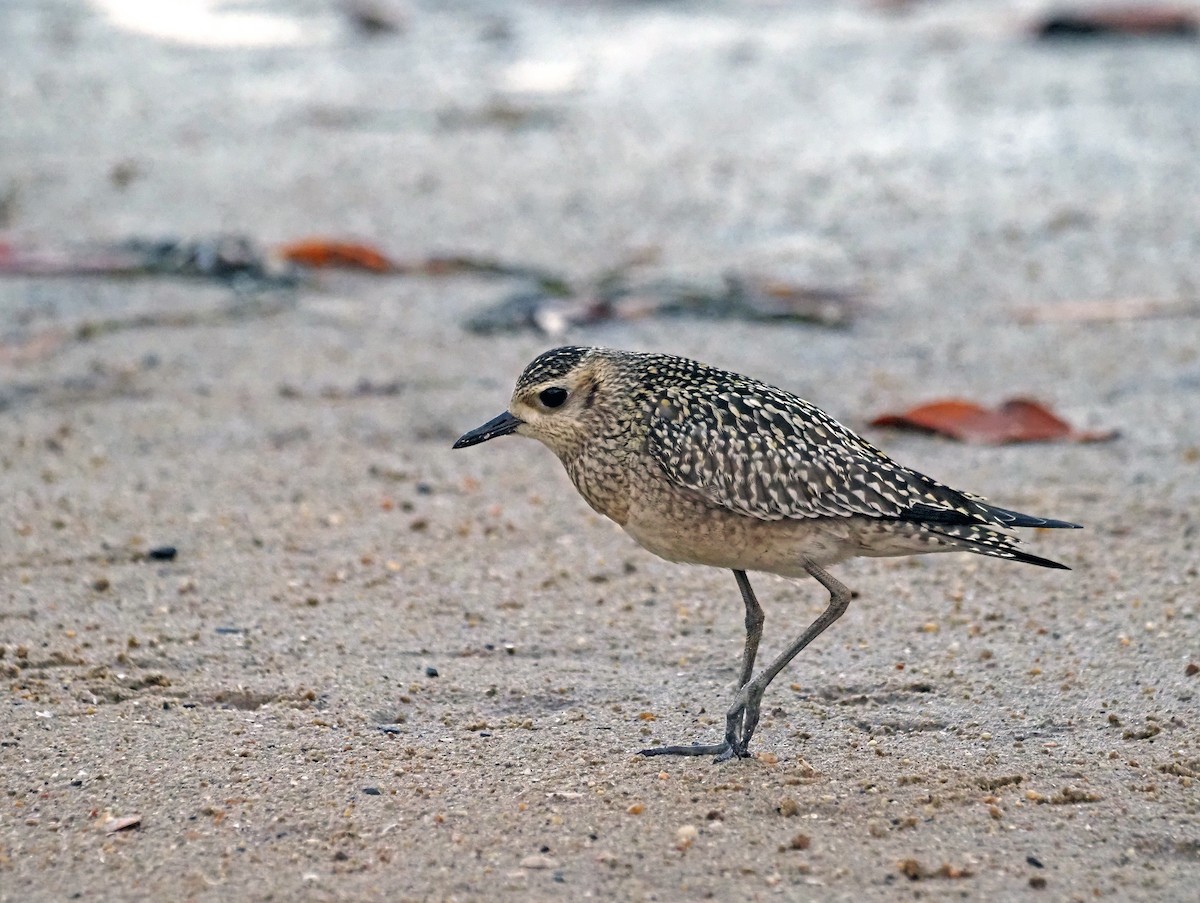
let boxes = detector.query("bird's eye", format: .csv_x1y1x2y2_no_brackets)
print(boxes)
539,387,568,408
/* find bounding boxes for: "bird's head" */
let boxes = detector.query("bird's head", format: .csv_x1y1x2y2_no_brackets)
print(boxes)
452,346,615,459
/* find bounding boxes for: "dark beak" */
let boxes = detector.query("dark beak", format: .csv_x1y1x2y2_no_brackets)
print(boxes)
452,411,523,449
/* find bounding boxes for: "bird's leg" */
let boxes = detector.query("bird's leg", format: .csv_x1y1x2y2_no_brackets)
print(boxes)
640,561,851,762
711,570,766,762
726,560,852,757
639,570,762,760
733,569,765,689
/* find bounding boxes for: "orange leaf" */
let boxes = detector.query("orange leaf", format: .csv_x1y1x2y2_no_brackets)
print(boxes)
870,398,1116,444
278,239,393,272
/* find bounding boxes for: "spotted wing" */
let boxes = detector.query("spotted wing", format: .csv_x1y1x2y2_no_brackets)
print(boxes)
643,383,991,524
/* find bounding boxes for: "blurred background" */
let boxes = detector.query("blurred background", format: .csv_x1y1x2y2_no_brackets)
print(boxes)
4,0,1198,468
5,0,1197,314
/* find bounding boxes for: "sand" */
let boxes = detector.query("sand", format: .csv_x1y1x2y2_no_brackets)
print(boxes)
2,1,1198,900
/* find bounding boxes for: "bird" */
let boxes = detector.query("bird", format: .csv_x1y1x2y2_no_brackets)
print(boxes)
453,346,1079,762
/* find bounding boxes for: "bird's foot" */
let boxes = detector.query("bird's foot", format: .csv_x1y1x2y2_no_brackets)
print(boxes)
638,684,762,762
638,739,751,761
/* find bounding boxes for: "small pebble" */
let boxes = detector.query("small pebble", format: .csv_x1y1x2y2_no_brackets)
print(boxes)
362,787,381,796
104,815,142,833
1030,876,1047,889
147,546,177,561
425,666,439,678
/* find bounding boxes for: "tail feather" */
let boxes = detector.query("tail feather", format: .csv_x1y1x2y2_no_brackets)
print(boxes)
905,500,1081,531
927,524,1071,570
980,504,1082,530
993,547,1071,570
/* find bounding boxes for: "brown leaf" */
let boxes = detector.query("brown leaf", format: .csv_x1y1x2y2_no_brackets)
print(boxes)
1015,297,1199,324
278,239,393,272
1034,6,1198,38
870,398,1117,445
726,275,858,328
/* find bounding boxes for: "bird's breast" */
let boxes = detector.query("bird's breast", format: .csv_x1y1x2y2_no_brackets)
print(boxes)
562,442,634,525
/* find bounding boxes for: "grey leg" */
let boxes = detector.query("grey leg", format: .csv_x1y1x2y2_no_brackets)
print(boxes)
641,562,851,762
720,561,852,759
734,570,764,688
640,570,761,759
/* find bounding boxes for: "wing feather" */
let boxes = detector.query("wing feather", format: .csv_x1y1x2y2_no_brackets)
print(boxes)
643,383,992,524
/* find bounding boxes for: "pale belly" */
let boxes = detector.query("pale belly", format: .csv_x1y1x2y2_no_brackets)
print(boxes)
619,484,859,577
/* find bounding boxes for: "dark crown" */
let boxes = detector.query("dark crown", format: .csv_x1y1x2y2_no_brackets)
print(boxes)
514,346,593,392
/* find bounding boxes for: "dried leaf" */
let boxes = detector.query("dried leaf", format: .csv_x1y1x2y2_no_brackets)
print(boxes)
870,398,1117,444
463,275,856,336
725,275,857,327
1,237,299,285
1035,5,1198,38
1015,297,1199,324
278,239,393,272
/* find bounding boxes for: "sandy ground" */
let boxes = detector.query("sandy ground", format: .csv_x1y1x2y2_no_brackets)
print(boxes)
2,1,1200,900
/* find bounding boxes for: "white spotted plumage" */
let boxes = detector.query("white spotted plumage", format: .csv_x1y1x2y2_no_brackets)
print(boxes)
456,345,1080,761
504,346,1078,566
